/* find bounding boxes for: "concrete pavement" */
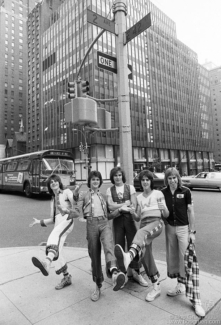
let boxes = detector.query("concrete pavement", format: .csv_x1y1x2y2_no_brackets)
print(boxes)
1,246,221,325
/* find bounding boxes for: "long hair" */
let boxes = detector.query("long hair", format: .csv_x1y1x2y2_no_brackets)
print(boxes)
47,174,64,196
110,167,126,184
138,170,154,190
87,170,103,188
164,167,182,187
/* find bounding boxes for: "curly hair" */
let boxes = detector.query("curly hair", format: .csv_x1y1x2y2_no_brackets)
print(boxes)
47,174,64,196
87,170,103,188
138,170,154,190
109,167,126,184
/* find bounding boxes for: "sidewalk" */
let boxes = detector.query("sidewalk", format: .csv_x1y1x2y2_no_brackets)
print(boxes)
1,246,221,325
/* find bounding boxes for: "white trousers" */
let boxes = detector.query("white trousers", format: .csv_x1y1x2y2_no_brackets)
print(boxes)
47,213,74,273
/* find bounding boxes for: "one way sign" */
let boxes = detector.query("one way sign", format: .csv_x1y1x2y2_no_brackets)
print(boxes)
97,51,133,80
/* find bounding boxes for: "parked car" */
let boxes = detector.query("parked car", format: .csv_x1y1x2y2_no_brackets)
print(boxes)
181,172,221,191
133,172,165,191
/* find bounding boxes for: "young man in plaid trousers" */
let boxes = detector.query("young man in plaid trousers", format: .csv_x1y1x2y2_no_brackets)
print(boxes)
161,168,205,318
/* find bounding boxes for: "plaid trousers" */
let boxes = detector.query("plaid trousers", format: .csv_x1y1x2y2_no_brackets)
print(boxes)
184,239,201,306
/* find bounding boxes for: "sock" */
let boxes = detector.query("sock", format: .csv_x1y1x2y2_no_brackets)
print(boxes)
134,269,140,275
110,267,118,275
47,251,55,262
129,247,137,260
63,271,69,277
45,256,53,266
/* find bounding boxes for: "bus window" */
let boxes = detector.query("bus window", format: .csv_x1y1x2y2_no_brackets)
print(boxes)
17,159,31,171
41,158,75,175
6,161,17,171
0,163,2,172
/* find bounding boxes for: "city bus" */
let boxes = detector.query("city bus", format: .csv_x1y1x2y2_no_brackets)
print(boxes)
0,150,76,197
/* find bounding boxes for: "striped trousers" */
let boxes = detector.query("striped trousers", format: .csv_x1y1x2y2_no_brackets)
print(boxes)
46,213,74,273
130,218,163,283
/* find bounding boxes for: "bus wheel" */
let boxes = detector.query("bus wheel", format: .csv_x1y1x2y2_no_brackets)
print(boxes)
24,182,32,198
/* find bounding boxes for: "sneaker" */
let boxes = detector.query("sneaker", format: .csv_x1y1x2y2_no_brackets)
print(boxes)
146,283,161,302
132,270,149,287
91,287,100,302
121,274,128,289
167,282,185,296
194,304,205,317
114,244,131,273
112,271,126,291
55,274,72,290
32,257,49,276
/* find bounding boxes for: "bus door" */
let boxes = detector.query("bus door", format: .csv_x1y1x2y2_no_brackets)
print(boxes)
31,159,40,193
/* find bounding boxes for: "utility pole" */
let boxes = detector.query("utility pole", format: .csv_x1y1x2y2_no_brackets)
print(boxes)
113,1,133,184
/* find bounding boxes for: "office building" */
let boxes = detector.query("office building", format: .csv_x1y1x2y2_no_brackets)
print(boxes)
0,0,42,158
207,66,221,163
28,0,214,179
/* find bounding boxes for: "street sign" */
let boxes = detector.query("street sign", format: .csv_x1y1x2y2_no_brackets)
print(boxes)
97,51,117,74
87,9,115,34
97,51,133,79
125,12,151,44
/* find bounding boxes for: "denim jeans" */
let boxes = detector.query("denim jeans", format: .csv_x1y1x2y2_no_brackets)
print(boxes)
87,217,116,288
165,224,189,280
131,218,163,283
113,213,140,269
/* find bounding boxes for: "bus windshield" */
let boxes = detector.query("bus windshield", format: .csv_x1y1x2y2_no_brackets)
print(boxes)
41,158,75,175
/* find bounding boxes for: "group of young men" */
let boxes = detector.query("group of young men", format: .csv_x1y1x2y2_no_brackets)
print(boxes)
30,166,205,318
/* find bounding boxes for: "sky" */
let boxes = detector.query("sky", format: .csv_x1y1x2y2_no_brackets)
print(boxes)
150,0,221,67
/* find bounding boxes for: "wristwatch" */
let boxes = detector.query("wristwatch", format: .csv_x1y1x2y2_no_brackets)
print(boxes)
189,230,196,234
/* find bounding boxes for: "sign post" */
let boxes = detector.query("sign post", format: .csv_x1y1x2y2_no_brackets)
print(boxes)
113,1,133,184
86,4,151,184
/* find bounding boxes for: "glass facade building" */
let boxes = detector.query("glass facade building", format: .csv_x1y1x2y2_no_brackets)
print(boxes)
0,0,40,158
27,0,214,179
208,66,221,163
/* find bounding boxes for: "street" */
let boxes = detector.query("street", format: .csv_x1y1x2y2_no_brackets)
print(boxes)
0,186,221,277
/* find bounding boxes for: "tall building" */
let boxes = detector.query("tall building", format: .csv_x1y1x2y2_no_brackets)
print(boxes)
0,0,41,158
27,0,214,179
207,66,221,163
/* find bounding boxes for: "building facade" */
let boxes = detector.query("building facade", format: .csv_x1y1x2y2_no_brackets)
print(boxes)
0,0,41,158
27,0,215,180
207,66,221,163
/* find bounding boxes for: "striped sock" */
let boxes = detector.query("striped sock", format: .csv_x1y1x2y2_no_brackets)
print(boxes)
129,247,137,260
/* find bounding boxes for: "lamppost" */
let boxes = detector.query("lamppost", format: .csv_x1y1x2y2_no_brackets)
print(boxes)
72,127,90,180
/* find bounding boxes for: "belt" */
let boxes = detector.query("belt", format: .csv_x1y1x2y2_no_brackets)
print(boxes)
85,216,106,221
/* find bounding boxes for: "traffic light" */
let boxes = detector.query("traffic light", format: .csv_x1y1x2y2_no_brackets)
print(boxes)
67,81,77,99
79,142,84,152
79,80,89,97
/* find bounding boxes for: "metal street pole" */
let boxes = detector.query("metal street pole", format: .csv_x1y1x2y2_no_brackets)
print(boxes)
73,127,89,181
113,1,133,184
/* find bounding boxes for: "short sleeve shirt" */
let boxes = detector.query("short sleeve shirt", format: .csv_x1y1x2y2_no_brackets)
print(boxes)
161,186,192,226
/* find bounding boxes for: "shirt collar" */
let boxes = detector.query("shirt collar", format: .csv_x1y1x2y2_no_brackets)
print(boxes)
89,189,100,194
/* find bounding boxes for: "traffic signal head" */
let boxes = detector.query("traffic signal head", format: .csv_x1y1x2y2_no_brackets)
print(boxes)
68,81,76,99
80,80,89,97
